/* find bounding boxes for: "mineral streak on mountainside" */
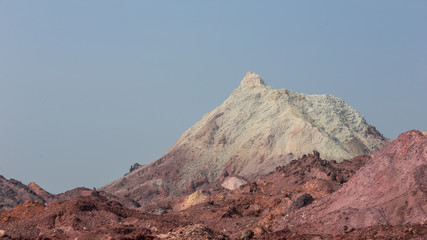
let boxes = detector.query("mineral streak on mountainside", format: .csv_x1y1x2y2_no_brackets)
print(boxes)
277,130,427,235
102,71,387,204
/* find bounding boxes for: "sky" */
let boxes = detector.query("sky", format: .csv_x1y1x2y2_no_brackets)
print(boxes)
0,1,426,194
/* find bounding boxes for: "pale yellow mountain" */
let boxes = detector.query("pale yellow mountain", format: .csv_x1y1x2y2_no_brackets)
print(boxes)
102,72,388,205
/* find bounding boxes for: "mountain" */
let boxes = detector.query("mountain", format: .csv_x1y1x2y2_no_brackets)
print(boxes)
276,130,427,235
0,179,139,210
103,71,388,204
0,176,54,209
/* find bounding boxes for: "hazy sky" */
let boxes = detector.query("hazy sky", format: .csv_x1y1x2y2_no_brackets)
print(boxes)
1,1,426,193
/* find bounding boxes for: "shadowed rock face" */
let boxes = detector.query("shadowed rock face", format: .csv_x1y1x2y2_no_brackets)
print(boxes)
277,130,427,235
101,71,388,205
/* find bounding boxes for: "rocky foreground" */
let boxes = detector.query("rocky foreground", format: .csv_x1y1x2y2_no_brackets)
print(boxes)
0,130,425,239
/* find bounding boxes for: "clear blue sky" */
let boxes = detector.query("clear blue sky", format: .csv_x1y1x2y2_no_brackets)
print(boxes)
1,1,426,193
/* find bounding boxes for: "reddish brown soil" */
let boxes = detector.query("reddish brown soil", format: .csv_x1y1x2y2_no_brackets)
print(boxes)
263,224,427,239
0,194,186,239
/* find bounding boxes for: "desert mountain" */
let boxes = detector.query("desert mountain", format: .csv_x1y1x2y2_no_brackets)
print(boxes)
102,71,387,204
276,130,427,235
0,179,139,210
0,176,54,210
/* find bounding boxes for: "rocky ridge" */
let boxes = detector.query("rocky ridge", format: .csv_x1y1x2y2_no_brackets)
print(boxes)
101,71,388,205
0,181,139,211
0,176,53,210
275,130,427,235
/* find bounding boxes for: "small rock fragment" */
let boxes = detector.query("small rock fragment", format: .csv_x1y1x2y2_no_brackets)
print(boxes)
241,230,254,240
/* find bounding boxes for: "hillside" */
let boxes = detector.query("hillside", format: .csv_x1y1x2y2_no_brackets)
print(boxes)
275,130,427,235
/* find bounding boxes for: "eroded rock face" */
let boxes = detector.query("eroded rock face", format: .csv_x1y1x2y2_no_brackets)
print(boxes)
102,72,388,205
278,130,427,235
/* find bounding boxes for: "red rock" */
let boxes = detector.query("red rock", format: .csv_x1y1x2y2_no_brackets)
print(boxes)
277,130,427,235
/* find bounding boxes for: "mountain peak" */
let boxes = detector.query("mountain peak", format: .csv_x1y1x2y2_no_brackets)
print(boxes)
240,71,266,87
102,72,388,206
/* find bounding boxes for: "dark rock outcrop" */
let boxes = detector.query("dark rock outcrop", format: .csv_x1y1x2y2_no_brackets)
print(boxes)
292,193,314,210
